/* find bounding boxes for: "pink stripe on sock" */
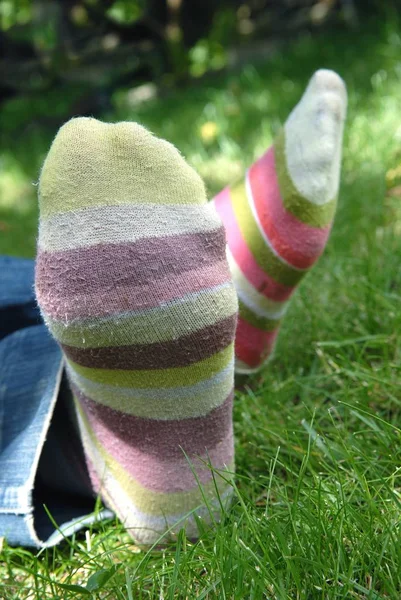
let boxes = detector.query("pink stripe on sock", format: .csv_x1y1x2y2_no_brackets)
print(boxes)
213,188,293,302
84,454,102,498
249,148,331,269
75,388,233,459
84,421,233,493
77,391,234,493
234,316,279,368
37,260,232,321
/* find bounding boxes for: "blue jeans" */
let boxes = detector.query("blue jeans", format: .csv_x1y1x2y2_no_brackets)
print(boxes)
0,256,113,547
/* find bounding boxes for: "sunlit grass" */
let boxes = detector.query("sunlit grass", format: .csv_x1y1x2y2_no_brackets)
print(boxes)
1,15,401,600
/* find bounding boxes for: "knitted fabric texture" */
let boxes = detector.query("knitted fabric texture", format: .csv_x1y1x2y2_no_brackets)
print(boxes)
212,69,347,373
35,117,238,545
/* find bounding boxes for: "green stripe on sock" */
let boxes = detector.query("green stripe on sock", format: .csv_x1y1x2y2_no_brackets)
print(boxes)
44,284,237,349
69,366,234,420
67,344,234,389
238,300,281,331
230,182,303,287
274,130,337,228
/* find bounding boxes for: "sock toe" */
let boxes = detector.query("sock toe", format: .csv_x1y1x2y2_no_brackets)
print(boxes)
310,69,347,104
39,117,207,219
284,69,347,206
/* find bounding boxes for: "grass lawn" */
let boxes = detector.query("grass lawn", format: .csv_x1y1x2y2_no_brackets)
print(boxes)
1,14,401,600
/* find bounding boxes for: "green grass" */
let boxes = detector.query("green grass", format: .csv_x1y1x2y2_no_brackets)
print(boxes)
1,14,401,600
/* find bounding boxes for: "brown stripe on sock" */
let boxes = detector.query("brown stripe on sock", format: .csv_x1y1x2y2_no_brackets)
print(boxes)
35,228,226,299
61,314,237,369
73,386,234,459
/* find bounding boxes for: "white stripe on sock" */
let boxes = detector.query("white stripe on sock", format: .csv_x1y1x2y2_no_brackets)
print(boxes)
38,203,222,251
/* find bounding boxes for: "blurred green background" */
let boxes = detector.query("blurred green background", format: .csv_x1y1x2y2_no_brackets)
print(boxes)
0,0,400,257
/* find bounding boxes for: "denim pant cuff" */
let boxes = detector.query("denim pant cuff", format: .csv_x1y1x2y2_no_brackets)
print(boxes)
0,257,113,547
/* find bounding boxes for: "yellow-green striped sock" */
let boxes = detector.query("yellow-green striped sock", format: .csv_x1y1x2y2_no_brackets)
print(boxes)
35,118,238,545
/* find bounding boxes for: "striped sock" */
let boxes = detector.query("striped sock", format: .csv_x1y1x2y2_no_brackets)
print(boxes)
35,117,238,545
212,69,347,373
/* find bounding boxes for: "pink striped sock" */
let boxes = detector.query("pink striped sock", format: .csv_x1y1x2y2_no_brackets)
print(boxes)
212,69,347,373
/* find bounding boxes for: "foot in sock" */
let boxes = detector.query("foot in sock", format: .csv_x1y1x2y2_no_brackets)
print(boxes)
212,69,347,374
35,118,238,545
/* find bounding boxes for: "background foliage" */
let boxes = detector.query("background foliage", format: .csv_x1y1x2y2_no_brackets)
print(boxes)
1,0,397,257
0,0,388,120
